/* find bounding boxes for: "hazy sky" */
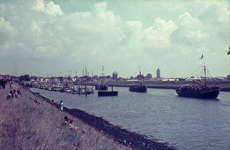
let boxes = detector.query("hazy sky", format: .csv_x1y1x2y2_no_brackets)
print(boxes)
0,0,229,78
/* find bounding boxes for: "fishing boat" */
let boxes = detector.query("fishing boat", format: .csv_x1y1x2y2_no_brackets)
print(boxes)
95,84,108,90
129,84,147,92
95,66,108,90
129,68,147,92
176,55,220,99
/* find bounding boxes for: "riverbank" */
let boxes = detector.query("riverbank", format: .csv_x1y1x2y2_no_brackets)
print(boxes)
1,82,176,149
0,83,128,149
27,85,176,149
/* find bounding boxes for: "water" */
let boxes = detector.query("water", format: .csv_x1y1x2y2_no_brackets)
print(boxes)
30,87,230,150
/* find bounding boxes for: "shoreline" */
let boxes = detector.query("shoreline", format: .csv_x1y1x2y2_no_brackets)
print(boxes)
26,86,176,150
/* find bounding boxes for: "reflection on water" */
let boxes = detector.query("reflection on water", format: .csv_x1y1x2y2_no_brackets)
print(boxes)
31,87,230,150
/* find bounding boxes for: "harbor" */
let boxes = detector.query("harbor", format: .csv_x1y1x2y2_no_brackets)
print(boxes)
20,79,230,94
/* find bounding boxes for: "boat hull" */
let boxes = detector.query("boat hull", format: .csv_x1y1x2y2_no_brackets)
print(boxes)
129,86,147,92
176,88,220,99
95,85,108,90
98,91,118,96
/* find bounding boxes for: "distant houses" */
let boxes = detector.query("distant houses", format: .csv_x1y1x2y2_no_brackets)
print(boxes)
2,70,230,84
0,74,10,80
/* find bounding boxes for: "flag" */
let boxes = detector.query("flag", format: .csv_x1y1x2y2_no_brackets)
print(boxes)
200,54,203,59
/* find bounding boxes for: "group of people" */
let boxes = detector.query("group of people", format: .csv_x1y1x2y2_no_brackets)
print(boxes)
7,89,22,99
62,116,86,134
56,101,86,134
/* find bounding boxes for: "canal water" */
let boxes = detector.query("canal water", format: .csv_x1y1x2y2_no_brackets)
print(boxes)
30,87,230,150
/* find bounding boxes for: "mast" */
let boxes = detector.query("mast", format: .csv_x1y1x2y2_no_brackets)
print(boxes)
139,66,143,85
202,55,206,87
204,65,206,87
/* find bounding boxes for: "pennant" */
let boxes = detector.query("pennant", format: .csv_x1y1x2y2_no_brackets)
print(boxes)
200,54,203,59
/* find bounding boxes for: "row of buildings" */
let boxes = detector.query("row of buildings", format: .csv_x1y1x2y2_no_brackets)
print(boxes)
1,68,230,83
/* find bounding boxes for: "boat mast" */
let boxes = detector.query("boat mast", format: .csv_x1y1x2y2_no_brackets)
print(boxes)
203,56,206,87
102,66,105,85
139,66,142,85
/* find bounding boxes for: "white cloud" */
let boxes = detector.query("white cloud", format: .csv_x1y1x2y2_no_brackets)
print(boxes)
0,17,18,42
44,2,63,17
32,0,63,17
0,1,229,77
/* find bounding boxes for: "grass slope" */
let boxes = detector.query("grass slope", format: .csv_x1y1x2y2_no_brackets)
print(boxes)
0,83,128,149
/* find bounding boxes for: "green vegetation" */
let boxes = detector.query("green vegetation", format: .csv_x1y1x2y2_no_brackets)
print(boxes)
19,74,30,81
0,83,128,149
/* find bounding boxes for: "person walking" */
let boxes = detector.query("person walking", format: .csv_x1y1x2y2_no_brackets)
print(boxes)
59,100,64,111
2,79,6,89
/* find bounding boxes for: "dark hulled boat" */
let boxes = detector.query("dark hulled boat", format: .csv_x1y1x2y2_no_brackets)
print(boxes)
95,84,108,90
95,66,108,90
176,55,220,99
129,68,147,92
176,85,220,99
129,84,147,92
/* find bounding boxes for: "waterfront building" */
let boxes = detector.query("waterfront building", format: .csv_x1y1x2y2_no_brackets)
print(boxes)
146,73,152,79
227,75,230,80
156,68,160,78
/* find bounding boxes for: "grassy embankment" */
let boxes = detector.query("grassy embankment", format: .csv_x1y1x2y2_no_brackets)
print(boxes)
0,83,128,149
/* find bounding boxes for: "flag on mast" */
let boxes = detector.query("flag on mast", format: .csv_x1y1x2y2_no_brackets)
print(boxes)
200,54,203,59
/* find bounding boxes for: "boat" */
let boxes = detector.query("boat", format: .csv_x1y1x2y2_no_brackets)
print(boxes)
95,66,108,90
129,84,147,92
98,86,118,96
98,91,118,96
176,55,220,99
129,67,147,92
95,84,108,90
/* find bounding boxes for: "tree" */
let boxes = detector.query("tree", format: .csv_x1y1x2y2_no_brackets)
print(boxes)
19,74,30,81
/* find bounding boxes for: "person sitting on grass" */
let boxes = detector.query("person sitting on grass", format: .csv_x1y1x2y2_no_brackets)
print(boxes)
17,90,22,96
62,116,86,134
10,90,14,98
16,90,23,99
14,90,19,98
6,92,12,99
35,100,41,105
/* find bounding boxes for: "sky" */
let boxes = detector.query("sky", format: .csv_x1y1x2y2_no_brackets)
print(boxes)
0,0,229,78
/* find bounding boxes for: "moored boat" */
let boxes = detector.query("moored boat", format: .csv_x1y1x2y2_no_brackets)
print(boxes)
95,66,108,90
129,84,147,92
176,55,220,99
129,67,147,92
95,84,108,90
176,85,220,99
